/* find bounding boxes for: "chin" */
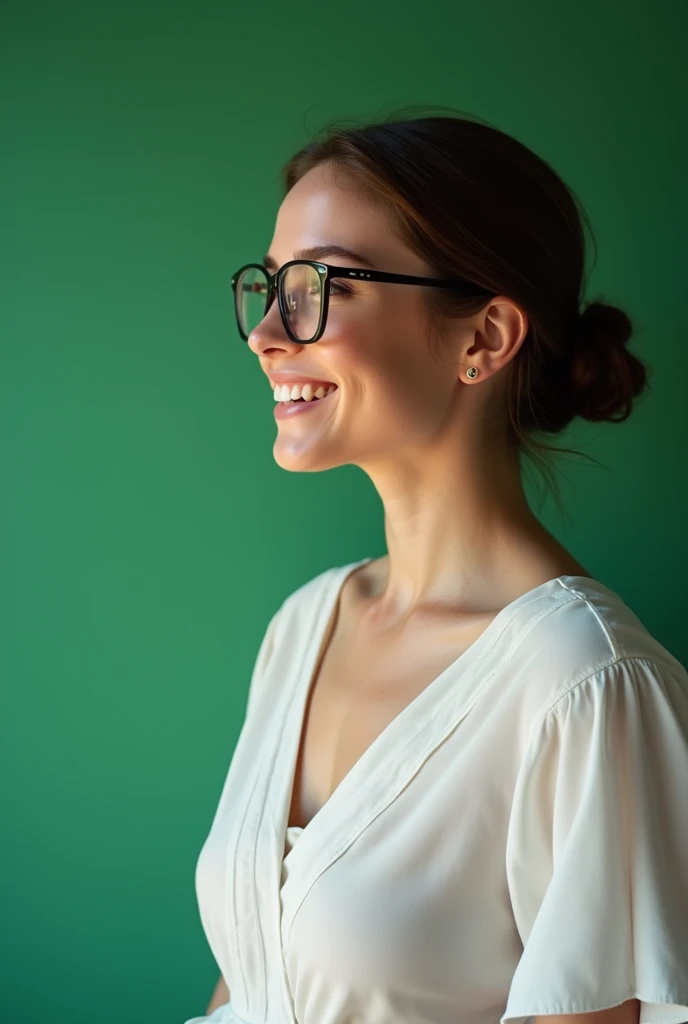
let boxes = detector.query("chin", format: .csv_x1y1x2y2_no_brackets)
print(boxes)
272,438,347,475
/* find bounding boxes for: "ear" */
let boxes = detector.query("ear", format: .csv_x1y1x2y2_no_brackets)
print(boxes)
460,296,529,382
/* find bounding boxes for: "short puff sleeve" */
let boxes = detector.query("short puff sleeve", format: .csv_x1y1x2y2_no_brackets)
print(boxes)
503,656,688,1024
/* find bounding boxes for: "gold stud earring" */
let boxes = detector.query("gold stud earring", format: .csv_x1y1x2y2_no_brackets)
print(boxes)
466,367,479,379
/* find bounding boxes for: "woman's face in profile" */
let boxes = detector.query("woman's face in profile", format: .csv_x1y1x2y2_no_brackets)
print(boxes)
248,160,469,475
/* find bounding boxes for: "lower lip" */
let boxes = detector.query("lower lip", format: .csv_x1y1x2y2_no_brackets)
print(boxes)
273,388,339,419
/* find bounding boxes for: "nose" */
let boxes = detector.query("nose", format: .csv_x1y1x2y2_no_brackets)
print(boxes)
246,302,303,358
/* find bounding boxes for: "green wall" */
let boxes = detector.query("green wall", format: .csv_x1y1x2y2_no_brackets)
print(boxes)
3,2,686,1021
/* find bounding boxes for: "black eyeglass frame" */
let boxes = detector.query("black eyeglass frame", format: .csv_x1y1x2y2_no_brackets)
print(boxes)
231,260,495,344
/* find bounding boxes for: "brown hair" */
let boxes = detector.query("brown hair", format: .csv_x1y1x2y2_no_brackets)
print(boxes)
279,104,651,514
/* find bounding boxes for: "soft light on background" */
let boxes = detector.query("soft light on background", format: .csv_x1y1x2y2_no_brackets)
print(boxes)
2,2,686,1022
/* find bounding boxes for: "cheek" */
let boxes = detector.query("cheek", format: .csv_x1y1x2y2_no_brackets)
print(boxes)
372,336,446,416
324,306,450,427
343,362,449,444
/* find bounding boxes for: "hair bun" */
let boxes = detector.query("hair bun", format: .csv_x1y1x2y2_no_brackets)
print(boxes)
567,300,646,422
575,301,632,349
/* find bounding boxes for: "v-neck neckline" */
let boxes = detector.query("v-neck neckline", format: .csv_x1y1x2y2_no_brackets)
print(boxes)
281,556,374,847
274,559,597,866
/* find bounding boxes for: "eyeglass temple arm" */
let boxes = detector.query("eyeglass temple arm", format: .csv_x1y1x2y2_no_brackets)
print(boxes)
326,263,491,294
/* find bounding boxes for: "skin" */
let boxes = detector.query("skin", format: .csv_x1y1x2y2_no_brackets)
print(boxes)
240,160,641,1024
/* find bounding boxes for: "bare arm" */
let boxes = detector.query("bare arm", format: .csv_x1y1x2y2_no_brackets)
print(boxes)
206,974,230,1015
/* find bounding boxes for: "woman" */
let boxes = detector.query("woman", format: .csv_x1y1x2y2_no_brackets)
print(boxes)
185,110,688,1024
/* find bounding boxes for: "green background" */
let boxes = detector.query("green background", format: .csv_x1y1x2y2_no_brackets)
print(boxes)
3,2,686,1021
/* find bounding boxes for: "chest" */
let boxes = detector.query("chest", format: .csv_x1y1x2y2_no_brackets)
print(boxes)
286,600,497,832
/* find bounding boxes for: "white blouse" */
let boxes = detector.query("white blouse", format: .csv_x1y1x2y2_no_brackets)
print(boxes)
184,557,688,1024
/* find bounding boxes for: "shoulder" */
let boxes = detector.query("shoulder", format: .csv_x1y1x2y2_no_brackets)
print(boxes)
516,581,688,775
273,556,374,636
530,574,680,665
279,558,359,609
244,561,354,715
501,577,683,737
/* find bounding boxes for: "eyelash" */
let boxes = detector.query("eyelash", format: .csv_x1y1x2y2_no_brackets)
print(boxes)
329,281,353,296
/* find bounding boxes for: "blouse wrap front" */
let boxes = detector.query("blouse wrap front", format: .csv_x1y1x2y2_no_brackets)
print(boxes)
185,559,688,1024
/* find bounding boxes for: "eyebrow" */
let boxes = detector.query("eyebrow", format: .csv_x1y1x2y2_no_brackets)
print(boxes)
262,244,376,271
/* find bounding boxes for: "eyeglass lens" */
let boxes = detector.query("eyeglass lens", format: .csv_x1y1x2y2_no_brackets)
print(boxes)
235,263,322,342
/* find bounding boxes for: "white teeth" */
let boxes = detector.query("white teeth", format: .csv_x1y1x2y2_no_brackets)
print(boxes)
272,383,338,403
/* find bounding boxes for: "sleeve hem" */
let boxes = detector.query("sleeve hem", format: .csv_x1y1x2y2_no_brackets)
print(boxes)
501,996,688,1024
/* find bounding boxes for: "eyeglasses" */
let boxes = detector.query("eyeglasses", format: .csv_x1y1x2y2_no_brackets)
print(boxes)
231,260,495,344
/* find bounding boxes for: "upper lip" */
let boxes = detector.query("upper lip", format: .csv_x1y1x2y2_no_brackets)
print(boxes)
266,371,338,388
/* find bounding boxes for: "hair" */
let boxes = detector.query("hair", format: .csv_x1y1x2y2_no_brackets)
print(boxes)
278,104,651,516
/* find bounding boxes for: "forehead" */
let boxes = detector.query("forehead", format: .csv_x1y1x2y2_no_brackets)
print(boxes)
268,161,420,272
276,162,386,235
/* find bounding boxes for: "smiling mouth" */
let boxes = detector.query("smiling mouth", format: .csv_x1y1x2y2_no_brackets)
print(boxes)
273,386,340,417
274,384,339,405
